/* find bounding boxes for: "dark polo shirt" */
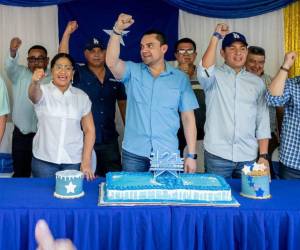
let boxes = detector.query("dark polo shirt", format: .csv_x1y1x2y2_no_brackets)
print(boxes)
73,64,126,144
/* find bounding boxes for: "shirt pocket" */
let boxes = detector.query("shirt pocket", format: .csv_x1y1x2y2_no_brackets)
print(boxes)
157,88,180,110
131,80,149,104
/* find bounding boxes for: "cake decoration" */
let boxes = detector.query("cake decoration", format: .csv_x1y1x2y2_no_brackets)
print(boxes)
149,151,184,186
241,163,271,199
54,170,84,199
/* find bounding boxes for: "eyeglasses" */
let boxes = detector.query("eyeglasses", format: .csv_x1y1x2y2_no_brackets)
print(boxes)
27,57,47,63
53,64,73,72
176,49,195,55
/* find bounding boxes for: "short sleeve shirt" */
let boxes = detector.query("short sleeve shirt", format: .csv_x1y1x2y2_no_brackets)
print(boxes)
32,82,91,164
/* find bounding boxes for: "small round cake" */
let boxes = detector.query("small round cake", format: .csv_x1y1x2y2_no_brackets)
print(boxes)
240,163,271,199
54,170,84,199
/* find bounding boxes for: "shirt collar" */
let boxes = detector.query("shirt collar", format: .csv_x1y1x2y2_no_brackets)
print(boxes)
84,64,113,81
142,61,174,77
222,63,246,75
49,81,74,97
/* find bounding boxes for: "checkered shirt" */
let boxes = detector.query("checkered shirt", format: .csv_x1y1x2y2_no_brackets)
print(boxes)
266,76,300,169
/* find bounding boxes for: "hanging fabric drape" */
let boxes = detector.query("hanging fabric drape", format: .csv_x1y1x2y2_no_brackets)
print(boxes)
0,0,295,14
163,0,296,18
284,0,300,77
0,0,75,7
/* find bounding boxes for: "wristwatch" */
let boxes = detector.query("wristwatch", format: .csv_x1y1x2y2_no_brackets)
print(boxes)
186,153,197,160
213,32,223,40
259,154,268,160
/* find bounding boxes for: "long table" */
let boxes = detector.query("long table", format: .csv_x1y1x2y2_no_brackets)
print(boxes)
0,178,299,250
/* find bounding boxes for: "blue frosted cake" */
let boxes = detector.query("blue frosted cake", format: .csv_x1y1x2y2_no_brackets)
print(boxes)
104,172,233,203
241,163,270,199
54,170,84,199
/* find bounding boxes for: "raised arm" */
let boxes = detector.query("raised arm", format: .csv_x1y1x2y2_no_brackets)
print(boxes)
9,37,22,58
268,52,297,96
202,23,229,68
28,68,45,104
106,13,134,80
58,21,78,54
5,37,23,81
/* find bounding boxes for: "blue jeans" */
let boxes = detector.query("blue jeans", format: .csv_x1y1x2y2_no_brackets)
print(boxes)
204,150,255,179
122,149,150,172
279,162,300,179
31,157,80,178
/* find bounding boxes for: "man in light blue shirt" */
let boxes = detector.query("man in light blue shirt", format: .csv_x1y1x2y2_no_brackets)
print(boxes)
106,13,199,172
197,24,270,178
5,37,50,177
0,76,10,144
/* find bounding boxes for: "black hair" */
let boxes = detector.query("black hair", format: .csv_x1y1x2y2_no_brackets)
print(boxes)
174,38,196,52
142,29,167,45
28,45,48,56
248,46,265,57
50,53,75,69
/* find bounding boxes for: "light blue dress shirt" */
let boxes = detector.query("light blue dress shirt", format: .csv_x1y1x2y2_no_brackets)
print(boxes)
5,53,50,134
121,61,198,157
0,76,10,116
197,63,270,162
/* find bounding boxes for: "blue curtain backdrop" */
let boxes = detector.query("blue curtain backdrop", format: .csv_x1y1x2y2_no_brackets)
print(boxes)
0,0,295,18
0,0,74,7
163,0,296,18
58,0,179,63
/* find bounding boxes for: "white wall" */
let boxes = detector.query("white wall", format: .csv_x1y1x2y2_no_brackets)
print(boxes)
0,5,59,116
178,9,284,77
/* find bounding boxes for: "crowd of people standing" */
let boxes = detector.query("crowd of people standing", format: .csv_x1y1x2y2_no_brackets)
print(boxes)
0,13,299,180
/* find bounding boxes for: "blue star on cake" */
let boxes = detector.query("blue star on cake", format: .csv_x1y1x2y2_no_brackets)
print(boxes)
255,188,265,197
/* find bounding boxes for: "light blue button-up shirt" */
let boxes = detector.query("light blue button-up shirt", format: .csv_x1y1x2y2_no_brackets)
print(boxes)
121,61,198,157
5,53,50,134
0,76,10,116
197,63,270,162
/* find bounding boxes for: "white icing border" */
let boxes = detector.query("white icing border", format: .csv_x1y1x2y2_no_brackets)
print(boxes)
240,192,271,199
53,191,85,199
98,183,240,207
55,170,83,181
106,188,231,201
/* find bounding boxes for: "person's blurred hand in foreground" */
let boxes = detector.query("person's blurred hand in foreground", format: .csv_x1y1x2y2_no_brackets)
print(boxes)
35,219,76,250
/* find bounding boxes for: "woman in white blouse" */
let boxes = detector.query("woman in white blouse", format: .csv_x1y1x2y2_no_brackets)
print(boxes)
28,53,95,180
